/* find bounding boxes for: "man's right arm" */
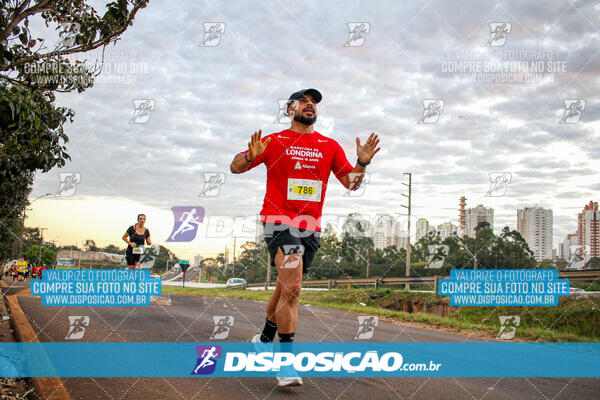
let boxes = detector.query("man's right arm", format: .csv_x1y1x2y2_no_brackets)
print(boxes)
230,152,253,174
230,129,271,174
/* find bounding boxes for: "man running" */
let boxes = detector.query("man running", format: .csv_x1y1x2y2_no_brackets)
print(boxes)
230,88,381,386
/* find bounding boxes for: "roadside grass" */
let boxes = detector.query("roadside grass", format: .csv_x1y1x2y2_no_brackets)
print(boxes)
161,286,600,342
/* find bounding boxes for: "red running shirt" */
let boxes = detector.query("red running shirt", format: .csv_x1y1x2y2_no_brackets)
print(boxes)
243,129,354,231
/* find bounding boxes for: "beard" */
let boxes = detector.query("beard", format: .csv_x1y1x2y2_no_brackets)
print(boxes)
293,110,317,125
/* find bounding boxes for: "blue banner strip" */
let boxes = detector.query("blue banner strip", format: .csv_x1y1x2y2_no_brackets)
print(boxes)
0,343,598,378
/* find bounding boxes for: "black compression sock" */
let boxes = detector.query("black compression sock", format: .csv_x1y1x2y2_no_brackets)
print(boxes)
260,318,277,342
278,332,294,342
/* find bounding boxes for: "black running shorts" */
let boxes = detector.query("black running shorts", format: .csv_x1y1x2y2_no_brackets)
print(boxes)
263,222,321,274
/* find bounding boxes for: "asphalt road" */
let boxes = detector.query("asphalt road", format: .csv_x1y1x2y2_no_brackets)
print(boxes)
4,280,600,399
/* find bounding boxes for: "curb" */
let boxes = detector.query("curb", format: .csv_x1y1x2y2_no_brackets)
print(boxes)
1,279,71,399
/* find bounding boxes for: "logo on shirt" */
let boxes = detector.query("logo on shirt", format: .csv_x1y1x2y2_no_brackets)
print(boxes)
191,345,222,375
167,206,205,242
285,147,323,158
294,161,302,170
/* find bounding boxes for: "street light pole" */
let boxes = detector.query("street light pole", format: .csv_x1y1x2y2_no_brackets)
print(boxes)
37,228,47,266
401,173,412,290
18,193,53,258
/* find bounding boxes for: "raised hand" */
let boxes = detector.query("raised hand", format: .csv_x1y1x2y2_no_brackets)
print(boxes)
356,133,381,164
247,129,271,160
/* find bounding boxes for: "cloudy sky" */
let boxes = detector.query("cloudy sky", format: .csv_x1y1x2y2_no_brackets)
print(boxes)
26,0,599,260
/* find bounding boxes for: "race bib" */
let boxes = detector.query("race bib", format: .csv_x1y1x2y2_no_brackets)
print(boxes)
287,178,322,202
132,246,144,254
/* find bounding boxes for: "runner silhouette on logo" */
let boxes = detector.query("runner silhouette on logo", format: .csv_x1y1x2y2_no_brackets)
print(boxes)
210,317,234,339
194,346,218,373
200,174,225,196
354,316,377,339
486,23,509,46
170,208,202,241
344,23,368,46
419,100,442,123
66,317,87,339
561,100,584,123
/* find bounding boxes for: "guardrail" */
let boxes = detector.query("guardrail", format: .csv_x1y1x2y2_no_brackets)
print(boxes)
246,269,600,291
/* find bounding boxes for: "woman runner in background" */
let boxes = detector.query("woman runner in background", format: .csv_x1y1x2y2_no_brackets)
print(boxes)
122,214,152,269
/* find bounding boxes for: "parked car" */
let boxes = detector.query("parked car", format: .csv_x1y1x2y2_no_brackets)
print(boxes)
151,274,161,280
225,278,247,290
569,287,586,294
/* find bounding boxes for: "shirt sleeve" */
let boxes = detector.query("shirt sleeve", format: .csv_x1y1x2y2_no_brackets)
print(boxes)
241,135,271,171
331,141,354,180
126,226,134,235
145,229,150,238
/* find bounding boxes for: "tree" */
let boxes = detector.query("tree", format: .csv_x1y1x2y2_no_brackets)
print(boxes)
101,244,123,254
23,244,56,266
0,0,149,263
83,239,97,251
586,257,600,269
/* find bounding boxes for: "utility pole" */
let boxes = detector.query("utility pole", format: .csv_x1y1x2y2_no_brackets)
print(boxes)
401,173,412,290
37,228,47,266
232,236,236,277
17,193,53,258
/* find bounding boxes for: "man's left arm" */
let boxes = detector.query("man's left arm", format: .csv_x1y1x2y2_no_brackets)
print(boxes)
338,133,381,190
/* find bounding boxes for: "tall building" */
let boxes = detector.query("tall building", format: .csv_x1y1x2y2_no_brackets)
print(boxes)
193,254,204,267
466,205,494,237
459,196,466,237
394,235,409,250
560,233,578,260
577,201,599,261
255,218,264,243
342,214,371,237
517,207,553,261
436,222,458,239
372,214,395,250
416,218,429,241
